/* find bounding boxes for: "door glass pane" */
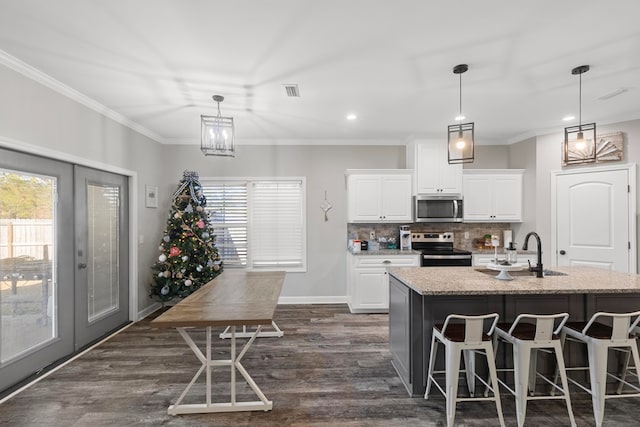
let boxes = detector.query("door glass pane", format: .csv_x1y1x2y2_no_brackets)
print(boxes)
87,184,120,322
0,170,56,364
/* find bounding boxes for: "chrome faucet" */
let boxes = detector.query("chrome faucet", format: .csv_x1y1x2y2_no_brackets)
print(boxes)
522,231,544,278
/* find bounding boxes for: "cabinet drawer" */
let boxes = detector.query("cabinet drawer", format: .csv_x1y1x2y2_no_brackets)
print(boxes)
354,256,419,268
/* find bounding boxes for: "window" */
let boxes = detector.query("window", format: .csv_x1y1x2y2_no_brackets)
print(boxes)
202,178,306,272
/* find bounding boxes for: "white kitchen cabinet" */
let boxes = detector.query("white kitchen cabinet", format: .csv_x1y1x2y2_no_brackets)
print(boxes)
346,171,413,222
463,170,524,222
347,252,420,313
407,141,462,195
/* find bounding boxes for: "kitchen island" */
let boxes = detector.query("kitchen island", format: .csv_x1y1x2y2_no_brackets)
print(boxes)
388,266,640,396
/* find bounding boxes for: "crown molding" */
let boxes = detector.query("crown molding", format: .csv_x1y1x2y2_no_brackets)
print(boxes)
0,49,165,144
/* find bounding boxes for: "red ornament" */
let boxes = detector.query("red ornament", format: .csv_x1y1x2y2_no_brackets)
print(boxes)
169,246,181,257
196,220,205,229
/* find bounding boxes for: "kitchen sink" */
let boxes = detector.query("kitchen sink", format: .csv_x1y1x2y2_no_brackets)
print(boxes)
476,268,567,278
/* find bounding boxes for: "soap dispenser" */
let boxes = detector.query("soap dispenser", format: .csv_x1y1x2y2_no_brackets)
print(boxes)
505,242,518,264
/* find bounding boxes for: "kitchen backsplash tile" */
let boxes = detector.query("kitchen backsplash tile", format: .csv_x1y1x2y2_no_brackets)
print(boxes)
347,222,511,251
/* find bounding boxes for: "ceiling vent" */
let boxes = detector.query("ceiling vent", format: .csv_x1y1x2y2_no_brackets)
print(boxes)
284,84,300,97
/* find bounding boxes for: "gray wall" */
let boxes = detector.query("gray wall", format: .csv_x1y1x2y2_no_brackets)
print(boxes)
163,144,405,300
508,137,537,246
0,63,167,315
464,145,509,169
535,118,640,268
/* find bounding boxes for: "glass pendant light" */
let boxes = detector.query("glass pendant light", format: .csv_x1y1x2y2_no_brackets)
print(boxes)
563,65,596,165
448,64,474,164
201,95,235,157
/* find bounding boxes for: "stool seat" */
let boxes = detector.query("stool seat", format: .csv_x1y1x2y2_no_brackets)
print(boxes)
434,323,492,342
564,321,635,339
426,313,505,427
492,313,575,427
560,310,640,427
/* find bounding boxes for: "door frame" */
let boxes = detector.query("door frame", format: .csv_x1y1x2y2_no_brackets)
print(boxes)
551,163,637,273
0,135,139,322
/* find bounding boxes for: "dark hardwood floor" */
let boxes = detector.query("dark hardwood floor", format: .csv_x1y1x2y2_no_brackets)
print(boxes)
1,304,639,426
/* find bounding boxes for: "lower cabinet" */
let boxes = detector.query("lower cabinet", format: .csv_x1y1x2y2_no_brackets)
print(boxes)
347,252,420,313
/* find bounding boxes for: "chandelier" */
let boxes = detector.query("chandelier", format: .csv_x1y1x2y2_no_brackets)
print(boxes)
201,95,235,157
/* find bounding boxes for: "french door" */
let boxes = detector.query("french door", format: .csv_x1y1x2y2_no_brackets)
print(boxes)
0,149,129,393
74,166,129,350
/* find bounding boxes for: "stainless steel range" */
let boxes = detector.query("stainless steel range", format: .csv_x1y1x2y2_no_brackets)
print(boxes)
411,232,472,267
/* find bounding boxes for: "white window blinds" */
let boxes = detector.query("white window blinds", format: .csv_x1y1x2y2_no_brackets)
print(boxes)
202,178,306,271
251,181,305,268
203,182,248,267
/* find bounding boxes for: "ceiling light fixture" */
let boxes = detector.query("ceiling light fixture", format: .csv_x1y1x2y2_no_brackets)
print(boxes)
562,115,575,122
563,65,596,165
447,64,474,164
346,114,357,121
201,95,235,157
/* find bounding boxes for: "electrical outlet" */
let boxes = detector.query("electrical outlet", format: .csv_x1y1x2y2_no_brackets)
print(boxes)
370,231,376,240
464,232,469,239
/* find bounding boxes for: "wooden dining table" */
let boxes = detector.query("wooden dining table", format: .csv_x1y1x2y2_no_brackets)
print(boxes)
151,270,285,415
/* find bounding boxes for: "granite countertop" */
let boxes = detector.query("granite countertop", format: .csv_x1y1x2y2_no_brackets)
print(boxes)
471,249,537,255
348,249,422,256
389,266,640,295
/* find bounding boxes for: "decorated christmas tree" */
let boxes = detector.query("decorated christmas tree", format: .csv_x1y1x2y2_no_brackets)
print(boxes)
150,171,222,302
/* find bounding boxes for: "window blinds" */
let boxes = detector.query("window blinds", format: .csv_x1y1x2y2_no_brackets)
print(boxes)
250,181,304,268
202,178,305,271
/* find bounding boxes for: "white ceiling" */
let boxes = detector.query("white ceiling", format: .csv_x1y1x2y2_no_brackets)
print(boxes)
1,0,639,146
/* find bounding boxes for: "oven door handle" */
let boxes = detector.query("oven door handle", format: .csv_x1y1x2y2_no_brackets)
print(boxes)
422,254,472,260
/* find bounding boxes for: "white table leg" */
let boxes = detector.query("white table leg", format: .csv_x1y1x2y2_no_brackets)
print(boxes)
220,321,284,339
168,325,273,415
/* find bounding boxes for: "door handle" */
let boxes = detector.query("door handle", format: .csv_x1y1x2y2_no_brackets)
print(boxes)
78,263,87,269
559,250,566,255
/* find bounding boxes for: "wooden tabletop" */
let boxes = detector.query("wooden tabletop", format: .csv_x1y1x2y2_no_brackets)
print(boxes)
151,270,285,328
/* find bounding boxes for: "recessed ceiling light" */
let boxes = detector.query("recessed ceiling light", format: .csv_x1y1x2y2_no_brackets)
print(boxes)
346,114,357,121
562,115,575,122
455,115,465,121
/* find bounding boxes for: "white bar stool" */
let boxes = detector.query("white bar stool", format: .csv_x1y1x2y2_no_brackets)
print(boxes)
490,313,575,427
560,310,640,427
425,313,505,427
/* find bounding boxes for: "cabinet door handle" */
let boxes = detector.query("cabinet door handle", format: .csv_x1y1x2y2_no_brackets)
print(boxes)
559,250,566,255
382,260,391,264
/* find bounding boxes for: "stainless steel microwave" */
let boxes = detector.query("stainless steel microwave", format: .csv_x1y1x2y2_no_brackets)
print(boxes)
414,195,463,222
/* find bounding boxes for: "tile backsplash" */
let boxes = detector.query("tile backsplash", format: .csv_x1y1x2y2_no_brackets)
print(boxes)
347,222,511,251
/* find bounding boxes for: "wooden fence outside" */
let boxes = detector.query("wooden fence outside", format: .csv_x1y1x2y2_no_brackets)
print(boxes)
0,219,53,260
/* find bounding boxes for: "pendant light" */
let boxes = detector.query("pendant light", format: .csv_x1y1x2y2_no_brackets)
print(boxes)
448,64,474,164
563,65,596,165
201,95,235,157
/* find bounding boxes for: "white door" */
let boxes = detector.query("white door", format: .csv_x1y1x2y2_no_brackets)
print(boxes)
555,167,632,272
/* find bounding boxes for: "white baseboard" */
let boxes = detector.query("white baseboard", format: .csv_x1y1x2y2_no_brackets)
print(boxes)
277,296,347,305
137,302,162,321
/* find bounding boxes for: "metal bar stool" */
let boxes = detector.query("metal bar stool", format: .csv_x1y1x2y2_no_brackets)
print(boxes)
490,313,575,427
560,310,640,427
425,313,505,427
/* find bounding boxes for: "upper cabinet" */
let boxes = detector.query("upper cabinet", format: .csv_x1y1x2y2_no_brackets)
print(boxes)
407,140,462,195
463,170,524,222
346,170,413,223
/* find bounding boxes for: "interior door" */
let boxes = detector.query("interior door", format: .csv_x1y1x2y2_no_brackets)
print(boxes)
555,168,630,272
0,148,74,392
74,166,129,350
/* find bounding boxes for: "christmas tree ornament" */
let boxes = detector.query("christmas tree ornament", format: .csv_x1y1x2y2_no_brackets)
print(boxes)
169,246,181,257
213,264,220,272
161,286,169,296
176,272,183,279
184,203,194,213
157,272,164,277
181,255,189,262
163,271,171,278
196,206,203,212
174,212,182,219
202,232,210,239
196,220,205,229
158,245,164,251
185,279,193,287
196,265,203,272
163,235,170,242
158,254,167,262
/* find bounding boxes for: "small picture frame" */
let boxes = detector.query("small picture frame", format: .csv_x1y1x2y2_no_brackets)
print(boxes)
145,185,158,208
